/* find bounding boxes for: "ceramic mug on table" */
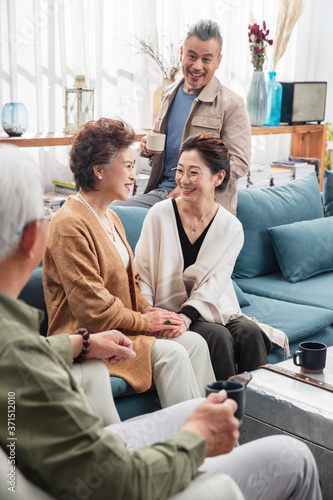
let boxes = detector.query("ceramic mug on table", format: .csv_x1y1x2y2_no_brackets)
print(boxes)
206,381,245,420
146,132,166,152
293,341,327,374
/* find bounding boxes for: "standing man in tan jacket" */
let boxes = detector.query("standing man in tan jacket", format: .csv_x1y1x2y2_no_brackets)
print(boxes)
113,19,251,215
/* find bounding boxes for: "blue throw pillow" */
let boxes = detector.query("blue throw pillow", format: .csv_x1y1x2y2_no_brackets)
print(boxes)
232,280,250,307
323,169,333,217
268,217,333,283
234,174,324,278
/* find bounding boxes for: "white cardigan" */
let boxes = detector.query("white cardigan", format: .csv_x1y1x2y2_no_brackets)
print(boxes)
135,198,289,356
135,199,243,324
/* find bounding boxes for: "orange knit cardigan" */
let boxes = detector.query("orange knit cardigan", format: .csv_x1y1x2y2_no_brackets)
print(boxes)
43,197,155,393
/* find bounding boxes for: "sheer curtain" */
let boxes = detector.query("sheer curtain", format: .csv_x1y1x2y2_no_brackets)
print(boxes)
0,0,332,189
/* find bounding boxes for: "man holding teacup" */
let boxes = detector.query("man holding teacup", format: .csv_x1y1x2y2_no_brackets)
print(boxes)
113,19,250,216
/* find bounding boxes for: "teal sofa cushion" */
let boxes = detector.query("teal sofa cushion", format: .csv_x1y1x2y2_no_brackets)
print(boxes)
241,293,333,346
268,217,333,283
110,206,149,253
234,174,324,278
232,280,250,307
234,272,333,311
323,169,333,217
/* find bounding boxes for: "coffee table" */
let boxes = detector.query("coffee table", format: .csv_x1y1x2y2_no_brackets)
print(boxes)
241,347,333,500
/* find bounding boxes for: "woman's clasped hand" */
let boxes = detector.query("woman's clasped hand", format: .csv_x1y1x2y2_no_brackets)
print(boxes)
143,307,186,337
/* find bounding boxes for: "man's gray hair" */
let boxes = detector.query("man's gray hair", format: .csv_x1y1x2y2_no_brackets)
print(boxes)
0,145,44,262
184,19,223,54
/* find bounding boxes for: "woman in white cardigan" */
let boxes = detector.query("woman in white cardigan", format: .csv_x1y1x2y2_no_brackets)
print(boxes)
135,133,275,380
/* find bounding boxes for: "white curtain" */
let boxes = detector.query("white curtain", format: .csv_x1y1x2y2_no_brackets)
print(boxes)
1,0,333,189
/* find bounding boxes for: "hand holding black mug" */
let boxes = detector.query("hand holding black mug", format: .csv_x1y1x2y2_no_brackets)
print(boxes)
206,381,245,420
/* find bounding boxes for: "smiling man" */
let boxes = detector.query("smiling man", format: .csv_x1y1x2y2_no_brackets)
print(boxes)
113,19,251,215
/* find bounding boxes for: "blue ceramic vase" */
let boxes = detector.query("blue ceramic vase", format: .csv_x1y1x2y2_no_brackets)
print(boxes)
264,72,283,126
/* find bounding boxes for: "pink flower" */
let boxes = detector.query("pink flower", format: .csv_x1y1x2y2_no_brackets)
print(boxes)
248,21,273,71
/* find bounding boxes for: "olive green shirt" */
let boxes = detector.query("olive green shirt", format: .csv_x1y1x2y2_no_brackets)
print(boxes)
0,291,206,499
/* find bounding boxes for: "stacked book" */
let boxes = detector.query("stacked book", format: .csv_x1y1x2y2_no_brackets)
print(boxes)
238,164,271,190
43,192,67,212
269,164,294,187
52,180,77,196
270,161,315,186
133,174,150,196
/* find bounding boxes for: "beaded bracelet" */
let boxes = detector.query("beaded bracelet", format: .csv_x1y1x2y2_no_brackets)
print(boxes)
179,314,190,331
74,328,91,363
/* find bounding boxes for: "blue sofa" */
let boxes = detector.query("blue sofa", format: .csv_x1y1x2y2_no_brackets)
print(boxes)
19,170,333,420
233,170,333,362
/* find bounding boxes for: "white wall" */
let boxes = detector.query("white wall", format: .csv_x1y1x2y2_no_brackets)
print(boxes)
1,0,332,189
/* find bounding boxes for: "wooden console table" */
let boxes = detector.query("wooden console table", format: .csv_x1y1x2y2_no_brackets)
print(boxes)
251,124,327,190
0,124,326,189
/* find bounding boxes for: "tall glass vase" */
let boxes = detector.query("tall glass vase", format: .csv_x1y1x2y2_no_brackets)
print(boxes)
246,71,267,127
264,72,283,126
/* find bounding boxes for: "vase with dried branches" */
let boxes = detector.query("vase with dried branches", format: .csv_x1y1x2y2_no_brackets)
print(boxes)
265,0,304,125
272,0,304,72
133,33,181,123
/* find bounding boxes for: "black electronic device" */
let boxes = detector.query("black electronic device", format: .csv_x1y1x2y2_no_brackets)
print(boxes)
280,81,327,124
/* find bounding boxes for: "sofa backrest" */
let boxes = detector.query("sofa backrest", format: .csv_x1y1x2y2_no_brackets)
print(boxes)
234,173,324,278
18,266,48,336
111,205,149,253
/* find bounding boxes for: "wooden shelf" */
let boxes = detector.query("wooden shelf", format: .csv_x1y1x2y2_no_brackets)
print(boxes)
0,132,74,147
0,129,149,147
1,124,326,189
251,124,325,135
251,123,327,190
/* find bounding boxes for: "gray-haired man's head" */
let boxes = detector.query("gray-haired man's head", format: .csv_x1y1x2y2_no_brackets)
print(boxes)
184,19,223,55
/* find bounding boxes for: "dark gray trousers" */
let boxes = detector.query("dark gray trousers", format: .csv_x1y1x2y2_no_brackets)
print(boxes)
191,316,271,380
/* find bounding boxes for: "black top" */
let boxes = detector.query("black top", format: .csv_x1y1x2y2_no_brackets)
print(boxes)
172,198,215,323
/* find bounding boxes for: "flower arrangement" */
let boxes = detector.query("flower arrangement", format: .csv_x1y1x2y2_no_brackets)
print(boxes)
248,21,273,72
134,33,181,80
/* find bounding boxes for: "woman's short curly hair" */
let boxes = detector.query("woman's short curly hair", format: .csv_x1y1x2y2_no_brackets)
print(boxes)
179,133,230,191
69,118,136,191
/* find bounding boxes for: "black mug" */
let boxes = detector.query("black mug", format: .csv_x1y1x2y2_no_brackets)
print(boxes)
293,341,327,374
206,381,245,420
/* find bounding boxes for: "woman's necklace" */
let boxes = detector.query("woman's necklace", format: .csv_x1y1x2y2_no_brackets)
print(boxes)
77,192,115,237
188,204,217,235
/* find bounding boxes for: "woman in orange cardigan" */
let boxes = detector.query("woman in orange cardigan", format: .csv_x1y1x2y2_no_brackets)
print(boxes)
43,118,215,408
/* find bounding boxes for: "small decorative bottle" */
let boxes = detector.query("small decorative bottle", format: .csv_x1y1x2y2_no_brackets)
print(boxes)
1,103,28,136
264,72,283,126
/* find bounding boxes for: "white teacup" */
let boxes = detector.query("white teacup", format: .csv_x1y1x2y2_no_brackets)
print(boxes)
146,132,166,152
